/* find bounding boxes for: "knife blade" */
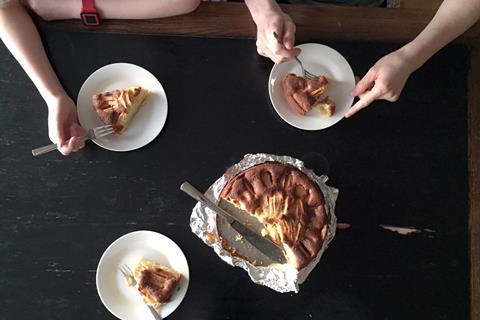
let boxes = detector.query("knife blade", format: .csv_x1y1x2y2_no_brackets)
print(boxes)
180,182,287,264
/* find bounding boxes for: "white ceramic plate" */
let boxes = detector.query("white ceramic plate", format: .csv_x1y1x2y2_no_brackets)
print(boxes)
77,63,168,151
268,43,355,131
96,230,189,320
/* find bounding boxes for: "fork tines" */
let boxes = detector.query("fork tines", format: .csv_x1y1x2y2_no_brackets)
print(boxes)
119,263,133,276
119,263,137,287
96,124,113,130
304,70,317,80
119,265,128,277
94,124,115,138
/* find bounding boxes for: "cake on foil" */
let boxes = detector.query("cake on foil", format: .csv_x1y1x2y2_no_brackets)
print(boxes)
219,161,329,269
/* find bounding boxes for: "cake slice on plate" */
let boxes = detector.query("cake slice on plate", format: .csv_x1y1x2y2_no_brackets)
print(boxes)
92,86,149,133
281,73,336,117
313,96,336,117
134,259,181,309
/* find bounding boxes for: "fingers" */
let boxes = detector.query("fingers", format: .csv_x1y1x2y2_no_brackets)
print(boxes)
351,69,376,97
270,39,296,63
57,136,85,156
74,136,85,151
346,69,381,118
345,87,382,118
257,16,299,64
71,123,87,150
57,136,75,156
257,43,283,64
258,41,296,64
282,20,296,50
71,122,87,136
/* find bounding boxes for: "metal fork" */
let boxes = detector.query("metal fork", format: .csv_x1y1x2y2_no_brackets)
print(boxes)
272,32,318,80
31,124,114,157
119,264,163,320
294,56,318,80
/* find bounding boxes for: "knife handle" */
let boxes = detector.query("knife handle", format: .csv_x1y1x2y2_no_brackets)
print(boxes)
180,181,220,208
180,182,209,203
180,181,287,264
180,182,233,221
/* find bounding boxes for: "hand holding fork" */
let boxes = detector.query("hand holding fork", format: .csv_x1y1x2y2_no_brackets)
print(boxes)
273,32,318,79
32,125,114,157
119,264,163,320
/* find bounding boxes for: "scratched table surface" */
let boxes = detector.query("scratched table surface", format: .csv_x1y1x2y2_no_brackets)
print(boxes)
0,28,469,320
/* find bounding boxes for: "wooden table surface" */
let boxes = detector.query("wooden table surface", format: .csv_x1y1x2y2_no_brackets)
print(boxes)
43,4,480,317
1,2,478,319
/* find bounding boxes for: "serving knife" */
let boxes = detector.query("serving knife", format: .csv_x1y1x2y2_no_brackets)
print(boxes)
180,182,287,264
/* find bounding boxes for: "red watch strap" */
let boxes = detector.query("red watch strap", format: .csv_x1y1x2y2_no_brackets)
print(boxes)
82,0,96,12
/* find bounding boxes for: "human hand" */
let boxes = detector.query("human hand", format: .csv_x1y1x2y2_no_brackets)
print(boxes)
253,7,300,64
346,49,416,118
47,95,86,156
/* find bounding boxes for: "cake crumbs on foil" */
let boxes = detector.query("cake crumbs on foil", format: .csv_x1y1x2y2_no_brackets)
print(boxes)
189,153,338,293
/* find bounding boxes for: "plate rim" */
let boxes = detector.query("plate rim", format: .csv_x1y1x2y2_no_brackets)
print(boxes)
268,43,355,131
95,229,189,320
76,62,168,152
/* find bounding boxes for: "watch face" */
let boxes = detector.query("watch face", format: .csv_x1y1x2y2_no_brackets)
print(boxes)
81,13,100,26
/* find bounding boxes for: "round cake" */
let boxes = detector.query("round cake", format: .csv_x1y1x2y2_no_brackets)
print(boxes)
219,162,329,269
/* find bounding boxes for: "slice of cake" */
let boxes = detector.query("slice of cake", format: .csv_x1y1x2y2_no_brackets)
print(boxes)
313,96,336,117
92,86,149,133
134,259,181,309
219,162,329,269
281,73,335,117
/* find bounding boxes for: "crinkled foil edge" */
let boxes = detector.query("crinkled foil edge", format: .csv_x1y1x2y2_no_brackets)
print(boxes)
190,153,338,293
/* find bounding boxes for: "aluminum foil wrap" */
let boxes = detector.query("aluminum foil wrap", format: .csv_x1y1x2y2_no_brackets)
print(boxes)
189,153,338,293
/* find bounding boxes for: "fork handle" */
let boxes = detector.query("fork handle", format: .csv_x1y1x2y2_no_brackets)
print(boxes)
147,305,162,320
32,143,58,157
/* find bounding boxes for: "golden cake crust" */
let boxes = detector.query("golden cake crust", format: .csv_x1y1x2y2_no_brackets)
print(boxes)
134,260,181,308
92,86,148,133
219,162,328,269
282,73,335,116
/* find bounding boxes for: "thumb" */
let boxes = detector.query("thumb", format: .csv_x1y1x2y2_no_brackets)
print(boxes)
71,123,87,137
282,22,296,50
351,69,376,97
58,136,76,156
345,86,381,118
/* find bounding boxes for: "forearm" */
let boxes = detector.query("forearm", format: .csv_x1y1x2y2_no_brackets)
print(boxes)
24,0,199,20
401,0,480,70
0,0,66,104
245,0,281,22
99,0,200,19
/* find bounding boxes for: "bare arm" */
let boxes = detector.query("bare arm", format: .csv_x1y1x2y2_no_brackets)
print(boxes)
245,0,299,64
403,0,480,70
1,0,200,155
347,0,480,117
0,0,65,104
25,0,200,20
0,0,85,154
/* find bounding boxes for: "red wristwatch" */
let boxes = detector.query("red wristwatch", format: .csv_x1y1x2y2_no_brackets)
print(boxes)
80,0,100,26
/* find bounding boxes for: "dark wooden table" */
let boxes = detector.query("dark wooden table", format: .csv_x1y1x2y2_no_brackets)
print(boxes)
1,3,479,320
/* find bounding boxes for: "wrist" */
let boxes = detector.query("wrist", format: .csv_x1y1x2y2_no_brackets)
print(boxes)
44,92,71,109
246,0,280,23
395,44,424,73
399,41,432,72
